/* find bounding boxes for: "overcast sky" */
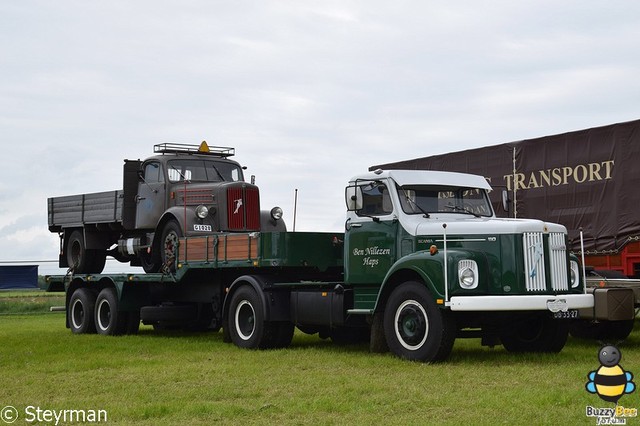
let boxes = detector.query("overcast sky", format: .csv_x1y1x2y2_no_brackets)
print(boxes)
2,1,640,275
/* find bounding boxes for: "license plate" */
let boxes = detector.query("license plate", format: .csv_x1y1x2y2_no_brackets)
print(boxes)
193,224,212,232
553,310,579,319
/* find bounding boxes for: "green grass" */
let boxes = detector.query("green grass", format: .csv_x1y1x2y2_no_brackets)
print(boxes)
1,313,639,425
0,290,65,314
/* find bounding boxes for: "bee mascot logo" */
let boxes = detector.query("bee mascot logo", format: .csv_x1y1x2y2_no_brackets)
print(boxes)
586,345,635,403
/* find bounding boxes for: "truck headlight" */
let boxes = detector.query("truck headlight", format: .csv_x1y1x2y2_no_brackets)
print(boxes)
570,260,580,288
458,259,479,289
195,205,209,219
270,206,283,221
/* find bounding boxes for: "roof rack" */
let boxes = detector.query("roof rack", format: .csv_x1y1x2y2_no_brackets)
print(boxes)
154,142,235,157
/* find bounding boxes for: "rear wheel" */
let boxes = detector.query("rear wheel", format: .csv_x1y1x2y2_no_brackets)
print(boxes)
68,288,97,334
228,286,287,349
384,281,456,362
95,288,128,335
65,230,106,274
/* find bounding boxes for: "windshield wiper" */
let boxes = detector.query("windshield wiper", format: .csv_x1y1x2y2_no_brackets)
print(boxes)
444,204,482,218
402,189,430,218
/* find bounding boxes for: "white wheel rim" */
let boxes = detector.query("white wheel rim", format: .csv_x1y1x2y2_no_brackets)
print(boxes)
71,298,85,330
235,300,256,341
96,298,111,332
394,299,429,351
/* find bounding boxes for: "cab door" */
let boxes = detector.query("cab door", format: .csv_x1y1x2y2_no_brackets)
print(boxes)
344,180,398,287
135,161,166,230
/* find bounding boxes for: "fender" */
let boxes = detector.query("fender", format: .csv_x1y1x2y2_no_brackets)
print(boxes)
374,249,487,311
222,275,273,326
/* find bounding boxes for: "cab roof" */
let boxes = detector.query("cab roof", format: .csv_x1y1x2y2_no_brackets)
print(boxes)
349,169,492,190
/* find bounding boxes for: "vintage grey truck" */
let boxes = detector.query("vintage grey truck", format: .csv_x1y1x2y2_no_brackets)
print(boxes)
47,162,595,362
47,142,285,274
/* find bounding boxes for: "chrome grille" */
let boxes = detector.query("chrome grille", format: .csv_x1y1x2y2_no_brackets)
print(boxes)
522,232,569,292
523,232,546,291
549,232,569,291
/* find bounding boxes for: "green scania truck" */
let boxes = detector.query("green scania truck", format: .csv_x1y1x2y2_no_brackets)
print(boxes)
47,149,595,362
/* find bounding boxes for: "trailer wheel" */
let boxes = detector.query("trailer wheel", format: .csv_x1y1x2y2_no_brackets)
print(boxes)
384,281,456,362
160,220,182,272
228,286,280,349
95,288,128,335
68,287,97,334
500,314,568,352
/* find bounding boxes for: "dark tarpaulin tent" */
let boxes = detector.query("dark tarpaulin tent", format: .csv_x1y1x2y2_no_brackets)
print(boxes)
0,265,39,289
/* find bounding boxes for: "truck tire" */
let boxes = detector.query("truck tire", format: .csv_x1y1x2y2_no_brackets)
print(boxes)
94,288,128,335
228,286,281,349
160,220,182,272
68,287,97,334
383,281,456,362
500,313,568,352
66,230,106,274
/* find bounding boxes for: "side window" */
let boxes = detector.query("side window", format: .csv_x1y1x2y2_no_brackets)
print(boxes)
358,183,393,216
144,162,163,183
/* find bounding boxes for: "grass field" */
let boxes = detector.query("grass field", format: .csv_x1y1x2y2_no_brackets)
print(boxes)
1,293,639,425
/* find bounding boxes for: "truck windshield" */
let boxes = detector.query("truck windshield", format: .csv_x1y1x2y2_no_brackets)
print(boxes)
398,185,493,217
167,160,243,183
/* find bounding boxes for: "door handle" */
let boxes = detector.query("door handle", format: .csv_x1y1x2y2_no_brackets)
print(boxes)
135,195,146,202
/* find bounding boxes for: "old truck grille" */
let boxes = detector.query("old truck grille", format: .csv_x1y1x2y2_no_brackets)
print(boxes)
523,232,569,292
227,187,260,231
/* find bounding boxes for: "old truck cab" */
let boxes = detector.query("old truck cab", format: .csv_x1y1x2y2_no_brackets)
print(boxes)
344,169,593,360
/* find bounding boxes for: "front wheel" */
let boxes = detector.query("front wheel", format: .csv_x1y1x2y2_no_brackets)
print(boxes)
160,220,183,272
383,281,456,362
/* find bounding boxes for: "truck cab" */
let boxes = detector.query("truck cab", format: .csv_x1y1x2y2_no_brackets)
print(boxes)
344,169,592,360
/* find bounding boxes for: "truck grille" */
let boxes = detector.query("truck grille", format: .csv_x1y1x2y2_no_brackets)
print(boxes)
227,187,260,231
523,232,569,292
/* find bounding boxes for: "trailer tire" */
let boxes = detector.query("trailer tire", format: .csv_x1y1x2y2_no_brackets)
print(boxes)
228,286,278,349
384,281,456,362
68,287,97,334
500,314,568,353
95,288,128,335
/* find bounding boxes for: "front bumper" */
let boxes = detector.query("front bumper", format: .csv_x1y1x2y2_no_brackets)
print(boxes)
447,294,594,312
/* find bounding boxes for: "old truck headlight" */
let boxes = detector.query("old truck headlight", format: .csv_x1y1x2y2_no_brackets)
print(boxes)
270,206,283,221
458,259,479,289
570,260,580,288
195,205,209,219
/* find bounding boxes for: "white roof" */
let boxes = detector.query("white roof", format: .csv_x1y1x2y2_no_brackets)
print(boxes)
349,169,492,190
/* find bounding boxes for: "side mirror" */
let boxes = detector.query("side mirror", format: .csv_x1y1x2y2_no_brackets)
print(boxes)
501,189,511,213
345,185,363,211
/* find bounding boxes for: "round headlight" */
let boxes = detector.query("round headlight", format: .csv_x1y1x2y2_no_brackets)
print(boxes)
195,205,209,219
458,259,479,289
270,206,283,221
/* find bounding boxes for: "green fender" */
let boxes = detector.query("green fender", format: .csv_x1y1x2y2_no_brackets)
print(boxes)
373,249,486,312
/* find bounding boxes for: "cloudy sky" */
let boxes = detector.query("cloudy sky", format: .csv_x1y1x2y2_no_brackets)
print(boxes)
2,1,640,275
